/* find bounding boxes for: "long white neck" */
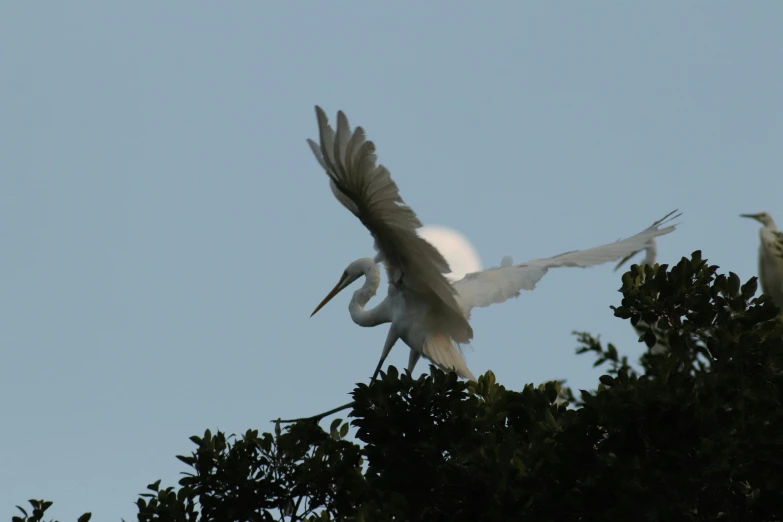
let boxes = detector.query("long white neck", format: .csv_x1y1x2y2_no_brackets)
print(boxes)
642,241,657,266
348,259,391,327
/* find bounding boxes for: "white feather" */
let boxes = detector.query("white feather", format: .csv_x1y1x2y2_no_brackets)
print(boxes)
453,211,680,315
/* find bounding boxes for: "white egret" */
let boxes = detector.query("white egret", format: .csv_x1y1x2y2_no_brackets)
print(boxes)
614,239,668,354
306,106,681,384
741,212,783,316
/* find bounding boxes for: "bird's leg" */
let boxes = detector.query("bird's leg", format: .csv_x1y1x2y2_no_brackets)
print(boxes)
276,401,354,424
276,331,399,425
370,328,400,383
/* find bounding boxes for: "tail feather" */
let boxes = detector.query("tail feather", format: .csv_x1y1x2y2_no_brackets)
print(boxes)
421,334,476,381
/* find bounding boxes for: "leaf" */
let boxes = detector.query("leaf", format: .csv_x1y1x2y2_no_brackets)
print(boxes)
643,329,657,348
741,277,758,299
339,422,350,438
544,407,557,429
330,418,341,440
78,513,93,522
176,455,196,467
599,375,615,387
486,370,496,388
727,272,741,297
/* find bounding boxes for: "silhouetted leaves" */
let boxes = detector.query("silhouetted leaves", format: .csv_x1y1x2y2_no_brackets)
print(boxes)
11,500,90,522
13,251,783,521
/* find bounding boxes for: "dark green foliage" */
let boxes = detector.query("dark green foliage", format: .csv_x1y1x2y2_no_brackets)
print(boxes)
14,252,783,521
12,501,89,522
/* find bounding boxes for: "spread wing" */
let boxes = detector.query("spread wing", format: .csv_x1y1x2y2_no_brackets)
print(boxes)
452,210,681,315
307,106,473,343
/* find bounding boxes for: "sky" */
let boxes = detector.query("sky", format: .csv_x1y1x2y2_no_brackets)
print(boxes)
2,2,782,520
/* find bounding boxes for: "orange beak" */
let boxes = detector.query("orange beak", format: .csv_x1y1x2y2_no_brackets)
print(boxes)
311,273,349,317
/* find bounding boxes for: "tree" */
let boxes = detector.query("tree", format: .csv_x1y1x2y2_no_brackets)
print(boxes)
13,251,783,521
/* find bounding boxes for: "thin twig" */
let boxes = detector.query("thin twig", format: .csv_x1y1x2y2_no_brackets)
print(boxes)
275,401,355,424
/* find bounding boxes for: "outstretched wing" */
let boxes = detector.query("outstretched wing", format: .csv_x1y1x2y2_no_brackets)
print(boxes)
453,210,681,315
307,106,473,343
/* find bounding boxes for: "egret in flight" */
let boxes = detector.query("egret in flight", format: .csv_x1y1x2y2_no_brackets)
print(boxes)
306,106,681,384
741,212,783,316
614,239,668,354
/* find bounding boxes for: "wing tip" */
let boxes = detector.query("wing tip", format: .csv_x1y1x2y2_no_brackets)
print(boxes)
336,110,350,134
652,209,682,229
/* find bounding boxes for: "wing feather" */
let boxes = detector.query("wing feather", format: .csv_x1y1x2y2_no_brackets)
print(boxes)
421,334,476,381
453,211,681,315
308,106,473,343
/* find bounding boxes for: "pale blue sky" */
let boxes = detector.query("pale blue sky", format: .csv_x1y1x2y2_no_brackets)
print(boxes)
2,2,782,520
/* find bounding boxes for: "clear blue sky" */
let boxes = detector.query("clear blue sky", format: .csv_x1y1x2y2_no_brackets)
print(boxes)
2,2,782,520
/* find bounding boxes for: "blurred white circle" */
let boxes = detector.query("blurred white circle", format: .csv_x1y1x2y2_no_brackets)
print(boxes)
417,225,482,282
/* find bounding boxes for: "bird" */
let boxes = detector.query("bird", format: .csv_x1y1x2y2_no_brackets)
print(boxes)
306,106,681,384
741,212,783,317
613,239,668,354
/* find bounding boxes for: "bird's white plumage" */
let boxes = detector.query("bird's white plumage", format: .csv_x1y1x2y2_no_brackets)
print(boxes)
743,212,783,315
307,107,475,380
307,107,473,345
307,106,681,382
759,233,783,308
453,212,679,316
421,333,476,381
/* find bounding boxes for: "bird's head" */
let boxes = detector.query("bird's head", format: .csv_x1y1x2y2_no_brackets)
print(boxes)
310,258,373,317
741,212,776,228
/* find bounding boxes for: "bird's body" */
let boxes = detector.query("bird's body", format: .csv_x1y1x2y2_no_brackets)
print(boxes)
323,257,477,380
307,106,681,382
742,212,783,316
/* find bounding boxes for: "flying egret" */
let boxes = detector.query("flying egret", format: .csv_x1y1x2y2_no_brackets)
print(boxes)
306,106,681,385
741,212,783,316
614,239,668,354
